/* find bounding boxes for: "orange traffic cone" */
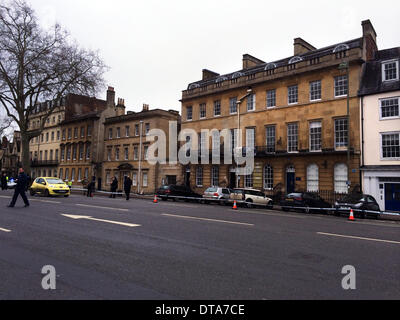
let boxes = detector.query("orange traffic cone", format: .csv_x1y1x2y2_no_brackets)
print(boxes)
348,209,355,221
232,200,237,210
153,195,158,203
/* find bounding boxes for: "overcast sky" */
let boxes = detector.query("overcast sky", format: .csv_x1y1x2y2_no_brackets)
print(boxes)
29,0,400,113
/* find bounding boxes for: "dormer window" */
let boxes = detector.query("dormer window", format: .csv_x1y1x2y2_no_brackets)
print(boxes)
288,56,303,64
333,43,350,53
382,60,399,82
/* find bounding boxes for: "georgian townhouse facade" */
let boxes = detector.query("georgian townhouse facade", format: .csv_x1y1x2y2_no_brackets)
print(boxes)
102,105,181,194
28,101,65,179
180,20,379,198
58,87,125,189
359,47,400,212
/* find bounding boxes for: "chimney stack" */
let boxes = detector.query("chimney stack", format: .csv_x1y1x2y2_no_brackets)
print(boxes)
293,38,316,56
142,104,149,111
362,19,378,61
106,86,115,107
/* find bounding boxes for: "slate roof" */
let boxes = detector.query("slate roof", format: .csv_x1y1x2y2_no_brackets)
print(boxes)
187,38,363,89
358,47,400,96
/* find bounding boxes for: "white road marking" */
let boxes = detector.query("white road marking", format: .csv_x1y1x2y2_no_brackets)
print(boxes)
317,232,400,245
76,204,129,212
0,195,11,198
239,209,306,219
30,199,61,204
0,227,11,233
61,214,140,227
162,213,254,226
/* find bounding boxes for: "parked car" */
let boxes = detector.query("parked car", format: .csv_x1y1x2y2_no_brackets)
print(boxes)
202,187,231,205
30,177,70,197
280,192,332,213
230,188,273,209
334,193,380,218
156,185,202,202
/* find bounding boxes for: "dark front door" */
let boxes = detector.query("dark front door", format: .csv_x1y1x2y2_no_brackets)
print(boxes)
286,172,295,194
229,172,236,189
185,171,190,187
385,183,400,212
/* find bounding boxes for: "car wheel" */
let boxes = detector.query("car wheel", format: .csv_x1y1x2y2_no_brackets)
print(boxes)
161,197,167,201
245,199,253,208
30,189,35,196
64,195,69,197
266,201,273,210
44,189,50,197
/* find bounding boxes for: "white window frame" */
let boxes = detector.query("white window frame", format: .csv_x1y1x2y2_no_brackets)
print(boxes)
309,80,322,101
229,97,237,114
196,166,203,187
211,166,219,187
380,131,400,160
247,94,256,112
306,164,319,192
199,103,206,119
214,100,221,117
288,85,298,105
382,59,399,82
266,89,276,108
334,118,348,150
334,75,348,98
287,123,298,153
245,174,253,188
132,173,137,186
186,106,193,121
142,172,148,187
379,97,400,120
334,163,348,194
263,165,273,190
266,125,275,153
309,121,322,152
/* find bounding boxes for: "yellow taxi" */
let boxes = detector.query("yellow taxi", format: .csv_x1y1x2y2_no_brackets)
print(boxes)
30,177,70,197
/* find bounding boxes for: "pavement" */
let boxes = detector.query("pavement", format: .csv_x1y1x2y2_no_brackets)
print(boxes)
0,189,399,300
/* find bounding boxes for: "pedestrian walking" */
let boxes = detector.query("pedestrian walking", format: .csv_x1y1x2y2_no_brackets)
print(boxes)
87,176,95,197
109,176,118,198
1,172,7,190
123,175,132,200
7,168,30,208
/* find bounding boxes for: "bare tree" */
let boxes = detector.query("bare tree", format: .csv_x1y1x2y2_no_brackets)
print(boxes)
0,116,13,138
0,0,108,173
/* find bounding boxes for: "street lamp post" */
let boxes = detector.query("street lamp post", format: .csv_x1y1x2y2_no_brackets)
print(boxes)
235,88,253,188
339,61,351,191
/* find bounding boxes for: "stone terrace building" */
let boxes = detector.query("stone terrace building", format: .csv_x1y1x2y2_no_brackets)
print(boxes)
180,20,379,200
28,100,65,179
0,132,21,178
359,47,400,212
102,104,181,194
58,87,125,189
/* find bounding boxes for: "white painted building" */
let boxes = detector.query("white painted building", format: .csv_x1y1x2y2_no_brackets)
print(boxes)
359,47,400,212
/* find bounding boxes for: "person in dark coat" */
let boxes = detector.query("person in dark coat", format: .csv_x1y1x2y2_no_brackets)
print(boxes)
7,168,30,207
123,175,132,200
1,173,7,190
87,176,96,197
109,177,118,198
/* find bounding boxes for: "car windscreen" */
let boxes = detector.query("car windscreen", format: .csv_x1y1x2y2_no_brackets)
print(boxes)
46,179,65,184
287,193,302,198
338,194,363,203
205,187,217,193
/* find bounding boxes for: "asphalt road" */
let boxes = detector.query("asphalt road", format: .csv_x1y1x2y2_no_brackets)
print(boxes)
0,189,399,300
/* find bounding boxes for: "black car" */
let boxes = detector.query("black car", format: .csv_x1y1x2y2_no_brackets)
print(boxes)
334,193,380,218
156,185,202,202
280,192,332,213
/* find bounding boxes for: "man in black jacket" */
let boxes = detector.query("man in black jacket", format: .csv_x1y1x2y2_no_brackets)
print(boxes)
123,175,132,200
109,177,118,198
7,168,30,207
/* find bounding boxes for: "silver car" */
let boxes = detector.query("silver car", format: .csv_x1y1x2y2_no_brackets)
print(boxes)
202,187,231,205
